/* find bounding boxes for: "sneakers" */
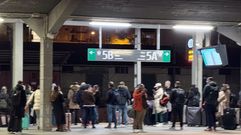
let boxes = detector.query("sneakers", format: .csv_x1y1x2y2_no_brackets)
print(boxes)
105,125,111,129
169,127,175,130
204,128,212,131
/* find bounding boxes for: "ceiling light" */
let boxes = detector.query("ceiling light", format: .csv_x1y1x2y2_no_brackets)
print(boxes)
173,25,214,31
89,21,131,27
0,17,4,23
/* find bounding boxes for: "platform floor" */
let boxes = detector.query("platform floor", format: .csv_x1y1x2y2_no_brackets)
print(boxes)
1,123,241,135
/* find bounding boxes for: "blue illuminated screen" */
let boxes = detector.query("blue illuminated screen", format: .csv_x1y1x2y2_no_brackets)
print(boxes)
201,48,222,66
200,45,228,67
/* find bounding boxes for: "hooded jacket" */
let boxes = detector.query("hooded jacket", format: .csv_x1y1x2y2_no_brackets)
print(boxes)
203,81,219,106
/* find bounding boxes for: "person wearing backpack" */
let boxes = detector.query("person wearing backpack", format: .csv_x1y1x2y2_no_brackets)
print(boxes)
202,77,219,132
105,81,119,128
67,83,80,125
169,81,186,130
117,81,131,126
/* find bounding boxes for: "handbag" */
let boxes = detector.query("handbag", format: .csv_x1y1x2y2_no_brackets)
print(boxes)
159,94,169,106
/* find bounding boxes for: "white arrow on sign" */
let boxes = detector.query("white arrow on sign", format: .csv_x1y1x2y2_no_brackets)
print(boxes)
89,51,94,55
164,52,169,56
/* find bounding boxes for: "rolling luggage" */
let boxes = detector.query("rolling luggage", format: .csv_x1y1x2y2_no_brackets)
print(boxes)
201,110,206,126
65,112,71,131
22,114,30,130
223,108,237,130
186,107,201,126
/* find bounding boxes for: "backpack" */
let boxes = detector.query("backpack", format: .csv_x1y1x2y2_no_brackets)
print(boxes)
118,89,127,105
207,86,219,103
175,88,185,104
0,99,7,109
112,89,121,105
230,93,238,108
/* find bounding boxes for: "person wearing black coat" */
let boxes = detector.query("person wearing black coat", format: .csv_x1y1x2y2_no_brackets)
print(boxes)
202,77,219,132
51,86,66,132
8,81,27,134
169,81,186,130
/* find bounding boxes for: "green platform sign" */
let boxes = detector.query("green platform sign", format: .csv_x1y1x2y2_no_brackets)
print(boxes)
88,48,171,63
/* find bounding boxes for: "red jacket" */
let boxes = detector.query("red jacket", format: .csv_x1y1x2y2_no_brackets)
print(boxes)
133,89,144,112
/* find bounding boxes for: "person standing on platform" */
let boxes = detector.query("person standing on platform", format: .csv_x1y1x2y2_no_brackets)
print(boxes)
25,85,41,130
153,83,167,125
163,80,172,124
105,81,119,129
8,81,27,134
202,77,219,132
169,81,186,130
117,81,131,126
51,86,66,132
217,84,231,126
0,86,10,126
82,84,96,128
133,84,148,133
67,83,80,125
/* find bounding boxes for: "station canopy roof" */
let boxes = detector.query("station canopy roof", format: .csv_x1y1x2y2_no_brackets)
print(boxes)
0,0,241,26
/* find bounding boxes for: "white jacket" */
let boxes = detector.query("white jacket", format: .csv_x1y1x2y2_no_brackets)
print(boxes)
27,89,41,110
153,87,167,114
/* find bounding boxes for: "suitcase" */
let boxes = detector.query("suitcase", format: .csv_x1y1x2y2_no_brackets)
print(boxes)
0,114,7,126
22,114,30,130
65,113,71,131
201,110,206,126
223,108,237,130
186,107,201,126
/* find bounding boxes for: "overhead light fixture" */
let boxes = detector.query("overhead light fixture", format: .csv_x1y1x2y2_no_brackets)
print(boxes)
0,17,4,23
89,21,131,27
173,25,214,31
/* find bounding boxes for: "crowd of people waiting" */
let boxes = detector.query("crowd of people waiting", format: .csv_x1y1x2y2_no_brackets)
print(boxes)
0,77,241,134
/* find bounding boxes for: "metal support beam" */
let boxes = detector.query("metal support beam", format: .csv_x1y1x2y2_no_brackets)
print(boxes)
99,27,102,49
48,0,80,34
217,26,241,45
134,28,141,87
156,26,160,50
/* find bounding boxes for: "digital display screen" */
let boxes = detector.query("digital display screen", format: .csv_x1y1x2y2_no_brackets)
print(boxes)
200,45,228,67
201,48,222,66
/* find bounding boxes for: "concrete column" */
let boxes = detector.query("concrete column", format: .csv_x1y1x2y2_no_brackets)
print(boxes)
12,22,23,87
40,37,53,131
134,28,141,87
192,32,204,97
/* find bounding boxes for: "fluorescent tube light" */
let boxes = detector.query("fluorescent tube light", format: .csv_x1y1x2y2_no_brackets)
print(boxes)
89,21,131,27
173,25,214,31
0,17,4,23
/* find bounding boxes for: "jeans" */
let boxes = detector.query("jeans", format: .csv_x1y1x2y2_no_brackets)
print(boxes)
82,107,95,127
94,107,99,123
162,112,168,123
205,104,216,129
118,104,128,125
107,104,118,126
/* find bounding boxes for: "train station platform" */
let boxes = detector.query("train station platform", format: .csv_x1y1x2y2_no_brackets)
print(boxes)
0,123,241,135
